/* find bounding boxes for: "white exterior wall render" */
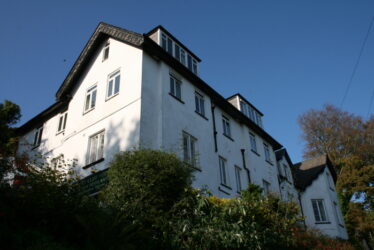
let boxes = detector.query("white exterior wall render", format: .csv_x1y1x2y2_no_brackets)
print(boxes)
300,167,348,239
18,38,144,178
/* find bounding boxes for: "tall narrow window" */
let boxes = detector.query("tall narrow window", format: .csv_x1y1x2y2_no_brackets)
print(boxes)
256,112,263,128
161,34,167,50
167,37,173,55
222,116,231,138
107,71,121,99
175,43,180,61
87,130,105,165
170,75,182,100
249,133,257,153
180,49,186,65
235,166,242,192
264,143,271,163
57,112,68,133
311,199,328,223
334,201,344,225
102,42,110,61
219,156,229,186
262,180,270,195
33,126,43,147
192,59,198,74
195,92,205,116
187,54,192,70
84,85,97,112
182,132,197,167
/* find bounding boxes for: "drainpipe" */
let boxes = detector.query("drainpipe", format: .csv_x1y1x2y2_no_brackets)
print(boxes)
211,105,218,152
240,149,251,185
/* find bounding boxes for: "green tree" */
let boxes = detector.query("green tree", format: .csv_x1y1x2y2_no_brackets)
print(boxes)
298,104,374,248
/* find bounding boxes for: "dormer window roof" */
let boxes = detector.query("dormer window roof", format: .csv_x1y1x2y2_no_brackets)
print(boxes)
147,25,201,75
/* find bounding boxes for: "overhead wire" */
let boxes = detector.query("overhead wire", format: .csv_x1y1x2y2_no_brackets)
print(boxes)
340,16,374,109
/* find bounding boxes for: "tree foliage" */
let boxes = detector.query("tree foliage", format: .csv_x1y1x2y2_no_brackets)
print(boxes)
299,104,374,248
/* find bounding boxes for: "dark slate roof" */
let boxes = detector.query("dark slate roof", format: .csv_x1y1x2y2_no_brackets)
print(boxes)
16,22,283,150
292,155,337,190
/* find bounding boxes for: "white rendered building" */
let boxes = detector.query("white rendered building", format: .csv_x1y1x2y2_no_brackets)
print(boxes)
17,23,347,239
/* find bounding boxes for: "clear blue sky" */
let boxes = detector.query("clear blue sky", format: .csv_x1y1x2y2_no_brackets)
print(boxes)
1,0,373,163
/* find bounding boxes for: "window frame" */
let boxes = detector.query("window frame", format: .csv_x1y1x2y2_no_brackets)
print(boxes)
84,85,97,113
57,112,68,134
262,179,270,195
182,131,198,168
106,70,121,100
33,126,43,148
195,92,205,117
219,156,229,187
264,143,272,163
86,130,105,166
234,165,242,192
102,42,110,61
311,199,329,223
222,116,231,138
249,132,257,153
169,74,182,101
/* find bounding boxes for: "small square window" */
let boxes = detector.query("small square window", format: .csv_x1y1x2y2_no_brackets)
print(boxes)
222,116,231,138
33,126,43,147
87,130,105,165
102,42,110,61
107,71,121,99
84,85,97,113
170,75,182,100
57,112,68,133
195,92,205,116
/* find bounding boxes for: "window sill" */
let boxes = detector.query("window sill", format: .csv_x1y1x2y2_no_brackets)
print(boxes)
329,187,335,192
32,145,41,150
223,134,234,142
105,92,119,102
169,93,184,104
220,183,232,190
339,224,345,228
195,111,208,121
83,158,105,169
187,163,202,172
218,186,231,195
315,221,331,225
251,149,260,157
56,130,65,136
83,107,95,115
266,160,274,166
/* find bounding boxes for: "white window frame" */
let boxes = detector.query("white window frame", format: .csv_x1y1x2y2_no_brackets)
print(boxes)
161,33,167,50
84,85,97,113
264,143,271,163
249,133,257,152
222,116,231,138
180,49,186,65
219,156,229,186
86,130,105,165
311,199,329,223
195,92,205,116
170,75,182,100
182,131,197,167
192,59,198,74
33,126,43,147
262,179,270,195
235,166,242,192
106,70,121,99
57,112,68,134
102,42,110,61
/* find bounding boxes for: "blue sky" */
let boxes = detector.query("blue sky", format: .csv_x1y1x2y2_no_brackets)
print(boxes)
1,0,373,163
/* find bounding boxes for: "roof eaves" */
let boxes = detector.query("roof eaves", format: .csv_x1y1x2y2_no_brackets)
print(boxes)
226,93,264,116
55,22,144,100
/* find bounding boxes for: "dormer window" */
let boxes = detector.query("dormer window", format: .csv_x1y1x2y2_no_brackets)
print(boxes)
240,100,263,128
158,31,199,75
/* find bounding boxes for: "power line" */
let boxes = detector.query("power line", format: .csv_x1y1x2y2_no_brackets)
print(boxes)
340,16,374,109
367,89,374,119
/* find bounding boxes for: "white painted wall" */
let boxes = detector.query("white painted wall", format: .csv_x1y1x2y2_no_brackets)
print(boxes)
18,38,144,178
276,156,299,203
300,167,348,239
